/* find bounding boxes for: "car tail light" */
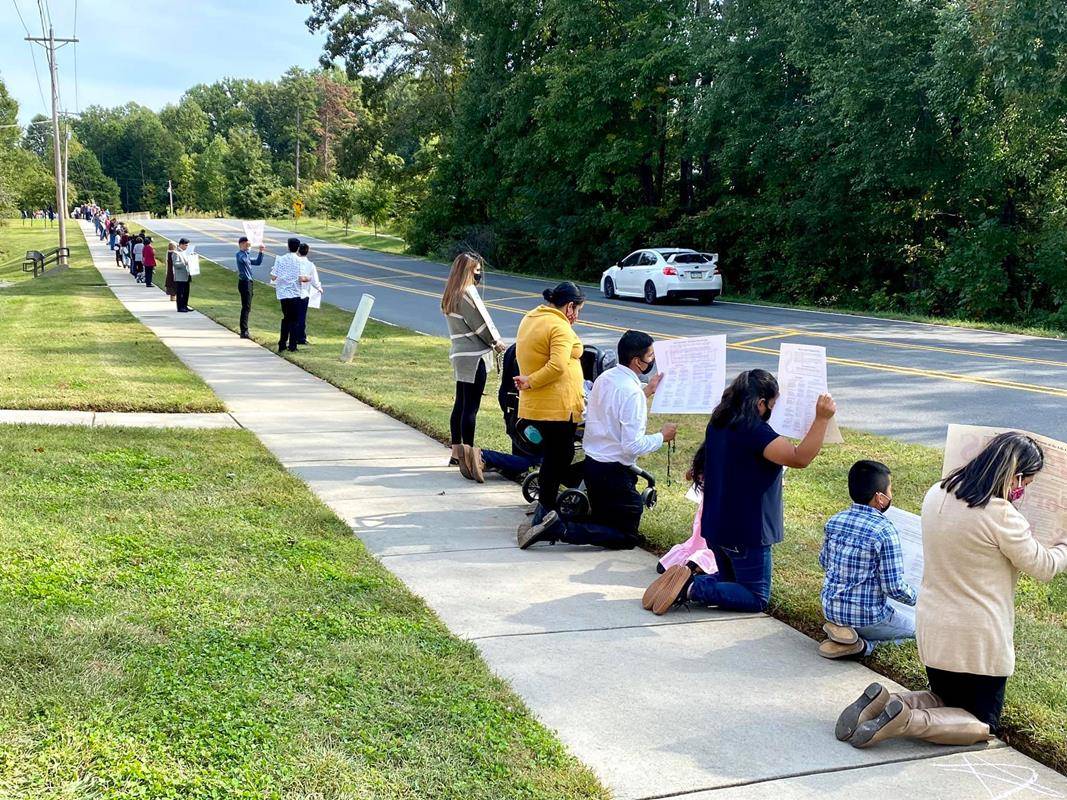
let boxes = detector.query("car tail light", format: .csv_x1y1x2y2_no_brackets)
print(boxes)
662,266,677,276
714,267,721,275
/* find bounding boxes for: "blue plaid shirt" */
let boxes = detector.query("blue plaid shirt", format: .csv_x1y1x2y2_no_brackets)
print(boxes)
819,504,916,627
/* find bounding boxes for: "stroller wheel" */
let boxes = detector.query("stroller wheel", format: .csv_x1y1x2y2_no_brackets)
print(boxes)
558,488,590,520
521,471,540,503
641,487,658,510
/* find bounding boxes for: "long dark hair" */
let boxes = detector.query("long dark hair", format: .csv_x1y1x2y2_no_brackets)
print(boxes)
941,431,1044,508
691,443,706,490
710,369,779,429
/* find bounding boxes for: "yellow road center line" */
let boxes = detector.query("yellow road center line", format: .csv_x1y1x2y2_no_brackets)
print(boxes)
730,333,798,347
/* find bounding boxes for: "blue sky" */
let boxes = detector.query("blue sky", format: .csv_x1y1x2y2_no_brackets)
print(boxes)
0,0,330,123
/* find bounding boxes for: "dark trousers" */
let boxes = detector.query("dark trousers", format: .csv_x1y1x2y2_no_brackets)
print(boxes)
175,280,191,312
534,420,578,514
926,667,1007,733
482,449,539,481
689,544,773,612
144,266,154,287
278,297,302,350
449,360,488,446
238,279,254,335
559,458,643,549
296,296,310,343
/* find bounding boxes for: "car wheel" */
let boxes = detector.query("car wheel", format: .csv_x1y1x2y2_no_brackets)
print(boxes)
603,277,616,299
698,293,715,305
643,281,658,305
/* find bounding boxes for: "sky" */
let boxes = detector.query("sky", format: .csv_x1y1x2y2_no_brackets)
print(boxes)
0,0,330,123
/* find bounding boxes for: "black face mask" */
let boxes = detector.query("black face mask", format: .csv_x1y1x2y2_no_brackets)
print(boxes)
473,272,483,285
760,404,772,422
640,357,656,375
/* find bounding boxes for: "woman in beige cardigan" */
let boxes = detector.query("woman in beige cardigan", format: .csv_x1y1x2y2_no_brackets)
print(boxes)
835,432,1067,748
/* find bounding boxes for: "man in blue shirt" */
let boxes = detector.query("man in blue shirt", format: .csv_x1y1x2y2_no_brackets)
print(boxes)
818,460,917,659
235,236,265,339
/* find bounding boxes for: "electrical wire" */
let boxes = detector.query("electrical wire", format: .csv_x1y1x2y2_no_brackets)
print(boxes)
10,0,48,112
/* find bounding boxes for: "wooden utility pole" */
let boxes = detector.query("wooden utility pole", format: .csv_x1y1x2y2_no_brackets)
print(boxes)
295,106,301,193
26,26,77,263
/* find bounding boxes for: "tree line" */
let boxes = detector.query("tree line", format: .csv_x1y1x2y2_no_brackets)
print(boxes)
3,0,1064,329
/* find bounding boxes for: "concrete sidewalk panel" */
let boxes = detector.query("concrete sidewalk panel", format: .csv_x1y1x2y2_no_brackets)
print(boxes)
383,545,745,639
292,460,519,501
475,619,981,799
94,412,240,429
255,429,445,464
0,410,95,426
680,747,1061,800
232,409,416,434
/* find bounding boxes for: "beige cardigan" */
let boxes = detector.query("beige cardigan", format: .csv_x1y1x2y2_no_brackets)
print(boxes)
917,484,1067,676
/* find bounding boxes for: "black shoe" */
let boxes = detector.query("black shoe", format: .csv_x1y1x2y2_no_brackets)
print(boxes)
240,332,251,339
288,346,298,352
518,511,561,549
298,339,309,345
278,345,286,354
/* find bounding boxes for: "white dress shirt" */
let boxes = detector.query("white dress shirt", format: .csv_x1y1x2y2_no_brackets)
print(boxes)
582,364,663,466
298,256,322,299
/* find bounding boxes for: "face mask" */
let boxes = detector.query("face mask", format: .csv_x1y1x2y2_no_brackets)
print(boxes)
640,356,656,375
876,492,892,512
473,272,483,285
1009,481,1026,503
760,404,772,422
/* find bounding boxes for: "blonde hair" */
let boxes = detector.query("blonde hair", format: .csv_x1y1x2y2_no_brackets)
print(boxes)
441,252,483,314
167,242,176,252
941,432,1044,508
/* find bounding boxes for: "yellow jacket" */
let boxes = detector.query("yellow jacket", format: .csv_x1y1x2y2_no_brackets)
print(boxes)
516,305,585,422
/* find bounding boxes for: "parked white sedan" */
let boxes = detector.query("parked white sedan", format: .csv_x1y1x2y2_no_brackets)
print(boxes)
600,248,722,304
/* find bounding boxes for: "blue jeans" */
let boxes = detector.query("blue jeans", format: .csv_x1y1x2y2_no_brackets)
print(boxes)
482,449,539,480
857,607,915,656
689,544,772,613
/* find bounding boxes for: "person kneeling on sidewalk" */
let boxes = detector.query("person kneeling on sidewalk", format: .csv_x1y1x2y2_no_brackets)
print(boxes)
519,330,676,550
817,460,916,659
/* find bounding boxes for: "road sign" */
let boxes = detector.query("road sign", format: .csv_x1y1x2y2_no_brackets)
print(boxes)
293,199,304,219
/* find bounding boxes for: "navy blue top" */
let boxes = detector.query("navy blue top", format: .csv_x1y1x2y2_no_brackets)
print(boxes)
235,249,264,280
701,418,784,549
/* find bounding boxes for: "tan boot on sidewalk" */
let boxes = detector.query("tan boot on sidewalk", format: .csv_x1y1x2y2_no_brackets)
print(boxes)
835,683,889,741
467,445,485,483
455,445,473,480
851,697,992,748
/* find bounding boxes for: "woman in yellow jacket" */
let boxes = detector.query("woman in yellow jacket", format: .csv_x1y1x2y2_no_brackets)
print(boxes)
513,282,586,530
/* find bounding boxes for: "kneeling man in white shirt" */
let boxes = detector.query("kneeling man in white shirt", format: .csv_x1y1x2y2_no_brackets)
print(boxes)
520,330,676,549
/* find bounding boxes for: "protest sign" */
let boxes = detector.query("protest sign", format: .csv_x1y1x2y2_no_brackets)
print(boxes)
650,335,727,415
242,220,265,247
768,343,844,443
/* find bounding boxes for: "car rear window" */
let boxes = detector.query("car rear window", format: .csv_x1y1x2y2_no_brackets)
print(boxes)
670,253,708,264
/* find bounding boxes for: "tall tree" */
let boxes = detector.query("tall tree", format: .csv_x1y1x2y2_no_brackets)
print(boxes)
224,127,279,218
195,135,230,213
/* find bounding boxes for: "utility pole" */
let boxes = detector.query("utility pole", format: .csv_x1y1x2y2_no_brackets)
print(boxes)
26,26,78,264
295,105,301,193
167,179,174,217
62,119,70,218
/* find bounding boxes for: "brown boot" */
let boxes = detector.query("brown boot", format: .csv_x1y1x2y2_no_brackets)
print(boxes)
835,683,889,741
467,446,485,483
643,564,694,615
896,690,943,712
851,700,992,748
456,445,473,480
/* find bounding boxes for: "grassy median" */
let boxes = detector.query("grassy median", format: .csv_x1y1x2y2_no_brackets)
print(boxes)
135,224,1067,773
266,216,407,255
0,423,606,799
0,223,221,412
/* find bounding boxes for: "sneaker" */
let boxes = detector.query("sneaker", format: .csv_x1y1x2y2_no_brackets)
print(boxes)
818,639,866,660
835,683,889,742
518,511,560,549
643,564,694,615
823,621,859,645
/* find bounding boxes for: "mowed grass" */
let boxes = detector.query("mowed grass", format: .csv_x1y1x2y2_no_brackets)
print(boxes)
0,222,221,412
0,424,607,799
266,216,408,255
133,224,1067,774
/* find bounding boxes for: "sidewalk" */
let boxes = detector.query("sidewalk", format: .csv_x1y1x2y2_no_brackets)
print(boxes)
78,222,1067,800
0,409,239,428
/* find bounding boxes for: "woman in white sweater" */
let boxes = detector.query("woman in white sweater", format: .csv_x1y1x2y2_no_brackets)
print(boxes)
836,432,1067,748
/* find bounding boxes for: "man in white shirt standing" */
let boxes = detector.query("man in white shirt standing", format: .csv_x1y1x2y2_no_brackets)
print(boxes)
520,330,677,549
295,242,322,346
270,237,309,353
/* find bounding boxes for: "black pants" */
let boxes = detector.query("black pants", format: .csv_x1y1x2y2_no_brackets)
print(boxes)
144,266,154,287
449,359,487,446
296,296,310,343
559,459,643,549
175,280,190,312
279,297,302,350
534,420,578,513
926,667,1007,733
238,279,253,335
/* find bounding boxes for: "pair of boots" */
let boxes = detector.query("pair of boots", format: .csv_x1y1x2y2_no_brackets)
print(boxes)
836,683,992,748
450,444,484,483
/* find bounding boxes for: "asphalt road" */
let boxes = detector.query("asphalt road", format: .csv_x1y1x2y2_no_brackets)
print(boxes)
142,217,1067,447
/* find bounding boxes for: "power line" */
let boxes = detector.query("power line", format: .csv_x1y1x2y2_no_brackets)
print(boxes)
10,0,48,111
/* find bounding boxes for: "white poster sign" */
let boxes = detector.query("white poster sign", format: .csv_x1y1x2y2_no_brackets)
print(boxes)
309,285,323,309
885,506,923,625
650,335,727,415
769,343,843,443
242,220,265,248
186,253,201,276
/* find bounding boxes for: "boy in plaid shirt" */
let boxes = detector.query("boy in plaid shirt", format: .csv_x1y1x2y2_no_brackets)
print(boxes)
818,460,916,659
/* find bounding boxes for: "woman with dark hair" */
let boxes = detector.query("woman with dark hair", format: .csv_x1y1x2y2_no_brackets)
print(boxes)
837,431,1067,749
644,368,836,614
441,252,505,481
512,281,586,531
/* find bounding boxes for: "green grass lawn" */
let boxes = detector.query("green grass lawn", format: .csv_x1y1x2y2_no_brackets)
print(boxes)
266,216,407,255
0,424,606,799
0,222,221,412
134,223,1067,774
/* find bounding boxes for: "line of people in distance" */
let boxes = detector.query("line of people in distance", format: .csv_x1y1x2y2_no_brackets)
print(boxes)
440,251,1067,753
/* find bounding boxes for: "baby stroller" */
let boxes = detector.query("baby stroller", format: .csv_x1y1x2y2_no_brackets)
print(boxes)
510,344,658,520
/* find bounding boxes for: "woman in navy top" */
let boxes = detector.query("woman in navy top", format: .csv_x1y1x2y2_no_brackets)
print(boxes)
644,369,836,614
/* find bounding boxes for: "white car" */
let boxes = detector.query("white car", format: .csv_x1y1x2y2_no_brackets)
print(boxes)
600,248,722,305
